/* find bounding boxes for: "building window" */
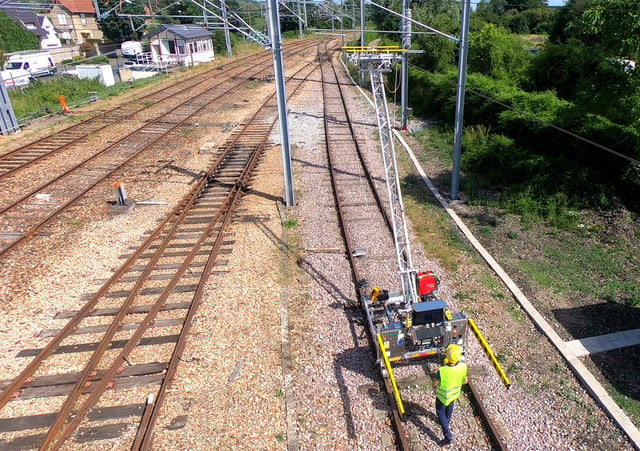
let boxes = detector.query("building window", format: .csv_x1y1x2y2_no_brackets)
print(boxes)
62,31,71,39
189,42,194,54
58,14,67,25
80,13,87,25
177,40,186,55
167,40,176,54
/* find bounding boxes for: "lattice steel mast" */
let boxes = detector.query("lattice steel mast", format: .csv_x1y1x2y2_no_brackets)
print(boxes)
350,49,418,306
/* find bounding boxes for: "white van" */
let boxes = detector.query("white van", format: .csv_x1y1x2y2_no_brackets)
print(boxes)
0,69,31,88
121,41,143,58
4,51,57,78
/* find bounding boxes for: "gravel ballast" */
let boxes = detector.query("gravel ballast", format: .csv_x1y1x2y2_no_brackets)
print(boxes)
0,41,634,450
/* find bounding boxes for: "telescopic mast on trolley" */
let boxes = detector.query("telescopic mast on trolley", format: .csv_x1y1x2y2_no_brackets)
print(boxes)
345,46,467,367
357,48,418,307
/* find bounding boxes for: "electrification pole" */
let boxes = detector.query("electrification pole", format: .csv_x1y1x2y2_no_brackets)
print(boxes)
297,0,304,39
303,0,308,32
400,4,411,129
221,0,233,58
266,0,295,206
451,0,470,200
0,73,19,135
359,0,366,85
203,0,208,26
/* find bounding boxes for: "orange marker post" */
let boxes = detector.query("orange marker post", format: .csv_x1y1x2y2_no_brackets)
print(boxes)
59,95,71,114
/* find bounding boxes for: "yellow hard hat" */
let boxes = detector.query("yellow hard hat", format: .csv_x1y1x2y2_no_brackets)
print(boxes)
370,287,381,303
445,344,462,364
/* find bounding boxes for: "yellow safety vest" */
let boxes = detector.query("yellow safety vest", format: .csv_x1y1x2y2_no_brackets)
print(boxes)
435,363,468,406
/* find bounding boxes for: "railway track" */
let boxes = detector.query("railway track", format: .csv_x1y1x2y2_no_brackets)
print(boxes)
0,42,322,450
0,40,320,260
319,46,506,450
0,39,315,177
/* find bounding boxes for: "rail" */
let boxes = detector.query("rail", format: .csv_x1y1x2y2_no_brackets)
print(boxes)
322,43,508,450
0,40,323,450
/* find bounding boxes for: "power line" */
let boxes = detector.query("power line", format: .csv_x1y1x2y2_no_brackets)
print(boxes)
408,63,640,166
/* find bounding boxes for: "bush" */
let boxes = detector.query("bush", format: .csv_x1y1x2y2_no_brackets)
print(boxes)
9,77,106,118
409,66,640,214
468,24,532,84
0,12,40,53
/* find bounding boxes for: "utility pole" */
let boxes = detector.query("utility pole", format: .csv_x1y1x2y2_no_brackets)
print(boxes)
359,0,366,86
352,0,355,31
266,0,295,206
297,0,304,39
203,0,208,26
450,0,470,200
303,0,308,33
400,3,410,129
0,73,19,135
221,0,233,58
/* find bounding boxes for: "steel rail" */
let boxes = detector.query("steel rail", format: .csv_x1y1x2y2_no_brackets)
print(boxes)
324,46,507,450
0,42,325,450
0,41,321,260
45,47,323,450
0,40,316,178
0,39,316,190
135,51,325,450
41,156,248,449
0,147,205,409
0,55,245,174
467,379,508,450
0,40,321,410
136,144,263,450
320,44,413,451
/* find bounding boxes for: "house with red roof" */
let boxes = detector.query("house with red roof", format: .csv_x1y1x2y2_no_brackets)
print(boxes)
49,0,103,45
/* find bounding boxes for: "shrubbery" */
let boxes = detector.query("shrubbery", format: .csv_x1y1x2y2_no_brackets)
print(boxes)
8,75,161,121
0,12,39,55
468,24,531,84
408,67,640,217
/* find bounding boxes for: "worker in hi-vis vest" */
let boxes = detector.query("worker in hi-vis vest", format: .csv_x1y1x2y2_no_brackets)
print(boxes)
433,344,468,446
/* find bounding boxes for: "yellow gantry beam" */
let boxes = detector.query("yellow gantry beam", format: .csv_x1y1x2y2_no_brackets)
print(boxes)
342,46,408,53
376,334,406,416
468,319,511,388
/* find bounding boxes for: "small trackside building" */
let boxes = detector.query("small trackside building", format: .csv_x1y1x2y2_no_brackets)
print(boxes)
144,24,214,67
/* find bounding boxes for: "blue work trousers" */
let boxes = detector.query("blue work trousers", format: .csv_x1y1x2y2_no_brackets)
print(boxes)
435,398,455,441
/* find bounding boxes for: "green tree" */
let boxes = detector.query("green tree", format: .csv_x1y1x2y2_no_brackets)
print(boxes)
468,23,531,82
0,12,40,55
568,0,640,57
520,7,554,34
527,39,638,126
367,0,459,72
411,15,457,72
97,0,146,42
551,0,640,57
542,0,640,128
162,0,203,23
476,0,552,34
476,0,509,17
476,0,546,15
506,0,547,12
